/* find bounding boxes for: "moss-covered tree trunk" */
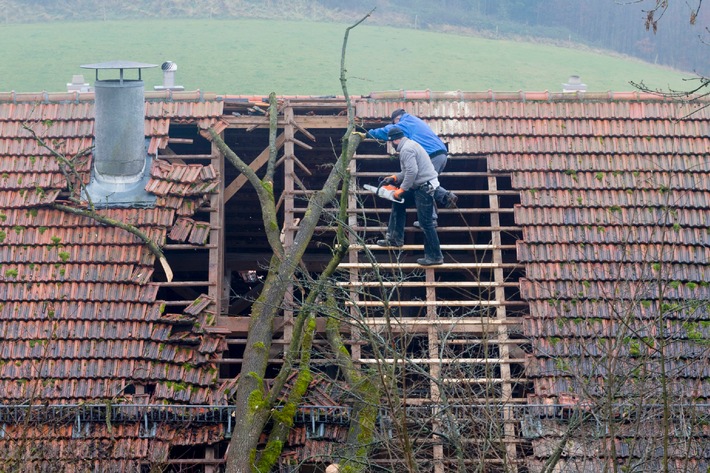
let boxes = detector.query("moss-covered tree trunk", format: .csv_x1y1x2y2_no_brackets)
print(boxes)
215,127,363,472
220,13,372,472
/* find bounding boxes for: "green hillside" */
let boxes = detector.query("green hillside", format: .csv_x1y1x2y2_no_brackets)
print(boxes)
0,18,694,95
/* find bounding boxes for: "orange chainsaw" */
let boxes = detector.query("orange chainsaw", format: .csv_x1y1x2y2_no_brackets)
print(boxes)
363,184,404,203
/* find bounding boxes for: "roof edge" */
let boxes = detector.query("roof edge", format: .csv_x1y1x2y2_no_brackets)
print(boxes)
365,89,707,102
3,89,707,104
0,89,222,104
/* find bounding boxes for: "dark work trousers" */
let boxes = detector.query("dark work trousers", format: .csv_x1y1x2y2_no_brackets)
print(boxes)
386,185,443,261
430,153,449,220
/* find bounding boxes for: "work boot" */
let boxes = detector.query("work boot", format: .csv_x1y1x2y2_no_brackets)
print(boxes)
417,257,444,266
376,238,402,248
413,220,438,229
445,192,458,209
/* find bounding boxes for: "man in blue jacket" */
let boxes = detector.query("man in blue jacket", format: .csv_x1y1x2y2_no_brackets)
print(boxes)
365,109,458,227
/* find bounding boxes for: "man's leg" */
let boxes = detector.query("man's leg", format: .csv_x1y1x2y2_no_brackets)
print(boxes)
430,154,447,175
430,154,447,218
431,154,457,210
414,188,443,264
379,191,410,246
415,154,446,226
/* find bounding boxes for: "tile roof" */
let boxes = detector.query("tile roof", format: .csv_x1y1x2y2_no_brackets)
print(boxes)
357,90,710,470
0,90,226,403
3,86,709,469
0,90,226,467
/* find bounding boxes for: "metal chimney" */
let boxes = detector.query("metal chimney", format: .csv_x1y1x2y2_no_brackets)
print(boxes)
154,61,184,91
81,60,158,207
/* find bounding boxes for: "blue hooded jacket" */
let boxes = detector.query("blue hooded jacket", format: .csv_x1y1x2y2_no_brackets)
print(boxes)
367,112,447,157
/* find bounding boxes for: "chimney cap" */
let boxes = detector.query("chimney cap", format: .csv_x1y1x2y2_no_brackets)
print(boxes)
81,60,158,83
81,60,158,70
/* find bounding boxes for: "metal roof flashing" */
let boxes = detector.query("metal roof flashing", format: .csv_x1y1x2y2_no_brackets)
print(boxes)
83,142,156,208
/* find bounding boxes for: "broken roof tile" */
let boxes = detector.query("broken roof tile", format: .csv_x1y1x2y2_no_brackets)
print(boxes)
168,216,194,242
188,222,210,245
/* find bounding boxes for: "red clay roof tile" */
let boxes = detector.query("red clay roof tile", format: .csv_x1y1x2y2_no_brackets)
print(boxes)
0,91,226,420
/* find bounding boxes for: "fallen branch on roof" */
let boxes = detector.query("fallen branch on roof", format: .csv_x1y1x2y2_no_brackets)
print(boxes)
22,122,174,282
51,202,173,282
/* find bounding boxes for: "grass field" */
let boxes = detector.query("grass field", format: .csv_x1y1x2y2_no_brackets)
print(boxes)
0,18,696,95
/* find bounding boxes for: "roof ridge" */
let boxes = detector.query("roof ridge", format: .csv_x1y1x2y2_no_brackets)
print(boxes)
365,89,706,102
6,89,705,104
0,89,222,104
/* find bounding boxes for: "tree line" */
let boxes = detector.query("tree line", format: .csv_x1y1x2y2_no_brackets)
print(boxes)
4,0,707,75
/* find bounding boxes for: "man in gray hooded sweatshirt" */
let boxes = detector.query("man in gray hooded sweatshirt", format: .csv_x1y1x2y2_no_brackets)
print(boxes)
376,126,444,266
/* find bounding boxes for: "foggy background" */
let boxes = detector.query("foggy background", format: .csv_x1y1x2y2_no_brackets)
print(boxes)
3,0,707,75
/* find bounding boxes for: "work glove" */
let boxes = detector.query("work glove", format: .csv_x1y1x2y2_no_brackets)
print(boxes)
351,131,366,139
393,188,405,201
379,175,397,185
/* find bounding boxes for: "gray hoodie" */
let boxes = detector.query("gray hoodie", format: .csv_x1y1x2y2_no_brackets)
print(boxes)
394,137,440,191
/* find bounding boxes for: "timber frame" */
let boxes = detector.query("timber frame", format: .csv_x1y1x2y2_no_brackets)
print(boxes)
155,96,529,471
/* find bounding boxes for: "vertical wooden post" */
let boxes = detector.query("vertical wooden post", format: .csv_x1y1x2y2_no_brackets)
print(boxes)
282,103,295,345
488,174,519,472
210,141,225,315
427,268,445,473
204,446,216,473
347,158,361,362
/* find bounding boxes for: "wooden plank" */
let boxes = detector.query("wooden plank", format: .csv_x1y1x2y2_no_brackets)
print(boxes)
337,262,523,269
223,133,286,202
292,207,516,214
157,154,213,160
354,153,490,161
210,141,225,314
488,173,520,469
291,189,520,196
357,357,526,364
288,136,313,151
225,115,347,129
157,300,196,306
345,300,502,307
289,119,316,141
345,300,527,307
442,378,530,383
361,401,530,410
354,171,492,178
219,358,285,364
290,154,312,175
282,104,296,344
215,315,335,334
360,318,521,326
336,281,518,288
155,281,216,287
354,324,521,335
314,225,523,232
163,244,216,250
348,244,516,251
